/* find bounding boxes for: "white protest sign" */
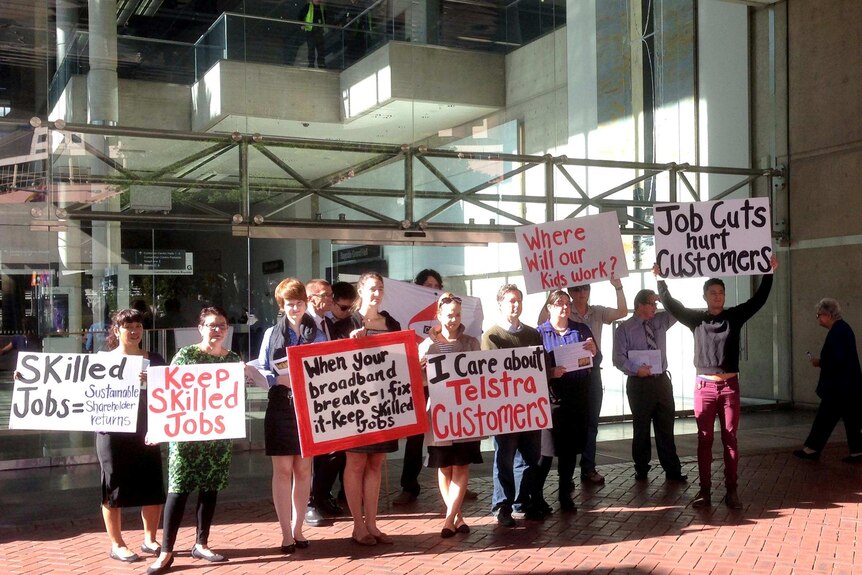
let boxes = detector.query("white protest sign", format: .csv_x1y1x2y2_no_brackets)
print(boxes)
288,331,427,457
654,197,773,278
515,212,628,294
381,279,484,343
10,352,143,432
424,346,552,443
147,362,246,442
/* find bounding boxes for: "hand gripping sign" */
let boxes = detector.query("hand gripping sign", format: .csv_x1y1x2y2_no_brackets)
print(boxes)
287,330,427,457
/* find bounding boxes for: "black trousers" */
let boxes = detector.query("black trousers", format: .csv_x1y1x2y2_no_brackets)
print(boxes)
400,433,425,495
161,490,218,552
310,450,345,504
804,394,862,453
626,373,682,476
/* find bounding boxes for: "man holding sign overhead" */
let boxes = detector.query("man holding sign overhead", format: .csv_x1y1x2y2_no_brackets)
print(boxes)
612,289,686,483
655,254,778,511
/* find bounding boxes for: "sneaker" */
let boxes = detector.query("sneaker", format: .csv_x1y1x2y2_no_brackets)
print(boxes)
495,508,516,528
392,490,418,506
581,470,605,485
691,489,712,508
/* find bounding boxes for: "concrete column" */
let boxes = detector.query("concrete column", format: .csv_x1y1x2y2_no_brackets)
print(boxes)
87,0,118,125
56,0,79,71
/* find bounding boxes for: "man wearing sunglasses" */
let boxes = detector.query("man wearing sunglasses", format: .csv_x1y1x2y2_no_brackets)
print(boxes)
304,279,344,526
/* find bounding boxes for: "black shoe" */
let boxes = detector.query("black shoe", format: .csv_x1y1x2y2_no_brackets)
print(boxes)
280,543,296,554
581,470,605,484
495,508,516,528
464,488,479,500
146,555,174,575
456,523,471,534
536,499,554,515
318,497,344,516
691,489,712,508
524,507,547,521
559,497,577,512
441,527,456,538
842,454,862,464
392,490,418,506
110,549,141,563
305,506,329,527
191,545,226,563
793,449,820,461
295,539,310,549
666,473,688,483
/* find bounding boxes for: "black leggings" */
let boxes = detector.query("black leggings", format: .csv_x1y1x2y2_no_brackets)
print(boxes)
161,491,219,552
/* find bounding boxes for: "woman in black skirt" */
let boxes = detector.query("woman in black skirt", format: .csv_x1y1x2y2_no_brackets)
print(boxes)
418,292,483,538
97,308,166,562
331,271,401,546
257,278,325,553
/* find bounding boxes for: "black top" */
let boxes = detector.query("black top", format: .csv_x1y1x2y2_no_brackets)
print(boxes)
657,274,773,374
817,319,862,399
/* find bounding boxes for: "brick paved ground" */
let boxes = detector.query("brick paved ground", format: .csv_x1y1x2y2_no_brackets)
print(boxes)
2,441,861,575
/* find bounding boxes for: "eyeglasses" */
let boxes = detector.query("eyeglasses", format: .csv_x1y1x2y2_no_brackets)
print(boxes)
438,296,462,306
815,312,827,318
204,323,228,330
550,301,571,308
336,303,352,312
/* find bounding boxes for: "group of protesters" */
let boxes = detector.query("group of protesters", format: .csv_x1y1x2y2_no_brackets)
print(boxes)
90,252,862,573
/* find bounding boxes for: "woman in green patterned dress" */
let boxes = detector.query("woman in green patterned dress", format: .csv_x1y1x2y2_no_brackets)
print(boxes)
147,306,241,575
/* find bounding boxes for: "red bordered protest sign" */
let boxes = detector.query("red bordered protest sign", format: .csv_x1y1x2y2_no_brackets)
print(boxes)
288,330,427,457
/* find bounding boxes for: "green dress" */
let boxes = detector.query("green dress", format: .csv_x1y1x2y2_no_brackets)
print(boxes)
167,345,242,493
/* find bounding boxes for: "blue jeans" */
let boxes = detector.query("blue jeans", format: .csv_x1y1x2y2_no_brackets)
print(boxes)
492,430,541,512
579,370,603,475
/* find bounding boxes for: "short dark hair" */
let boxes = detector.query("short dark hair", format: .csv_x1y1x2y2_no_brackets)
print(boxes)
703,278,725,295
198,306,228,326
332,281,357,302
414,269,443,288
634,289,657,308
496,283,523,303
545,289,571,307
105,308,147,351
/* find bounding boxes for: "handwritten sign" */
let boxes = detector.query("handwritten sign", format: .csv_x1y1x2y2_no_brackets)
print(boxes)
10,352,143,432
147,363,246,442
654,197,773,278
515,212,628,294
288,331,427,457
424,346,552,443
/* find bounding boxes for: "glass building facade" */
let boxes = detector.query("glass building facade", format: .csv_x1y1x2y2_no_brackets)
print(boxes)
0,0,790,468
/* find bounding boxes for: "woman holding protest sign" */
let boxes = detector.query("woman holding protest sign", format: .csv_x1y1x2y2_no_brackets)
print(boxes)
418,292,483,538
331,271,401,546
97,308,166,563
257,278,325,553
147,306,241,575
536,290,599,512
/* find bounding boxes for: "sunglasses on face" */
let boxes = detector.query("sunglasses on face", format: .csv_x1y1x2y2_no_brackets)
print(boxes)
438,296,462,306
336,303,352,312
